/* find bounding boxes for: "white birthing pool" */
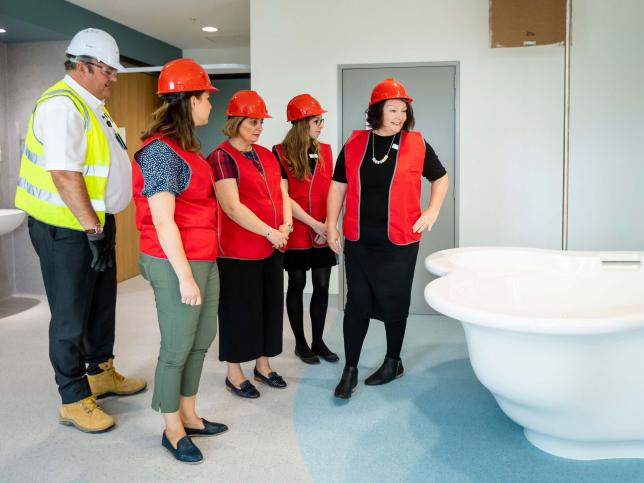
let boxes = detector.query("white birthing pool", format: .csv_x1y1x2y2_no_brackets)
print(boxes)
424,247,644,461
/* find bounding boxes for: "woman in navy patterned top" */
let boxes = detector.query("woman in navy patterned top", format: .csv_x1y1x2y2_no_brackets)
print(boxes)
132,59,226,464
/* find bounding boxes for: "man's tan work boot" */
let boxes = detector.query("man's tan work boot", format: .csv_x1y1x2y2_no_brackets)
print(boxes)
87,358,147,399
59,395,115,433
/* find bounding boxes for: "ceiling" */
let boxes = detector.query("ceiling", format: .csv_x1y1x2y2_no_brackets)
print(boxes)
66,0,250,50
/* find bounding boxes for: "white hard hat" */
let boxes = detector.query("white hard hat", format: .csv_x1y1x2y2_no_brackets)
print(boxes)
66,28,124,71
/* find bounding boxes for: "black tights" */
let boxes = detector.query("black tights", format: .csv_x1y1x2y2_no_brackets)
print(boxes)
286,267,331,348
343,316,407,367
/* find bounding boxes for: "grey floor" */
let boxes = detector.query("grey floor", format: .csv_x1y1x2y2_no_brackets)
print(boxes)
0,276,326,483
4,278,642,483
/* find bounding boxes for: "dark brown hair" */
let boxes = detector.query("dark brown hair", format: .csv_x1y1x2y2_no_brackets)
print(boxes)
141,91,205,152
366,99,415,131
280,118,321,180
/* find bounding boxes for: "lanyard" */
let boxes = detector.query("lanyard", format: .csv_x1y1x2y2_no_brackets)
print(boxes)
101,112,128,151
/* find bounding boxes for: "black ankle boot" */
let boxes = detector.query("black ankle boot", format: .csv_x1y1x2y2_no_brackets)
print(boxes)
334,366,358,399
364,357,404,386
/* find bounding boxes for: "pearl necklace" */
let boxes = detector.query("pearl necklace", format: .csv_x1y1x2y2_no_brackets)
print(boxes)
371,131,397,165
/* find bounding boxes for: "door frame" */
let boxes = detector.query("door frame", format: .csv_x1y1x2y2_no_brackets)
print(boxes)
336,61,461,309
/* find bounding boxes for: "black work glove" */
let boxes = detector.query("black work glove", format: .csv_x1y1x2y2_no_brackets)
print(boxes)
105,220,117,251
87,233,114,272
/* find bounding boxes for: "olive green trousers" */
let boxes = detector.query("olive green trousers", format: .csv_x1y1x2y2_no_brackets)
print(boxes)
139,254,219,413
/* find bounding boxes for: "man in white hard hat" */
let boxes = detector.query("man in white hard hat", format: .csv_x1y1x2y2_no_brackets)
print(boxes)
15,28,146,433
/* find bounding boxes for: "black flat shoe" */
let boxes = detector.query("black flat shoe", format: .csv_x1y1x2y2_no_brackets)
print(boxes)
295,344,320,365
364,357,404,386
334,366,358,399
253,368,287,388
225,378,260,398
162,432,203,464
185,418,229,437
312,341,339,363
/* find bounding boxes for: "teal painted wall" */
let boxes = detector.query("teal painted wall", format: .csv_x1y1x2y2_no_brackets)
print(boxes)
196,77,252,156
0,0,181,65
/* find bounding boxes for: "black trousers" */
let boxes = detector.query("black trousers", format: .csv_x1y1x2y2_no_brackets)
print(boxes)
28,215,116,404
217,251,284,363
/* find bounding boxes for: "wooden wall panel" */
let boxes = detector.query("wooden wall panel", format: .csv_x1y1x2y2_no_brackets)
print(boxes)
106,73,160,282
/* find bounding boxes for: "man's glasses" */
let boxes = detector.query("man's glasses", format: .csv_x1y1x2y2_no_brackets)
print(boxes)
83,61,118,78
312,118,325,126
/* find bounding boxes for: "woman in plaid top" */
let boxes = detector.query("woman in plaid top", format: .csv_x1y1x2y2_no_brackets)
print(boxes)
206,90,293,399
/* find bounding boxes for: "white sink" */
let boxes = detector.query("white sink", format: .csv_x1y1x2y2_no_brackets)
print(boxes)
0,209,26,236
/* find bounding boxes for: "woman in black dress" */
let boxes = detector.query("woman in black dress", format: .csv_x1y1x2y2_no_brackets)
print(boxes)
273,94,338,365
327,78,449,399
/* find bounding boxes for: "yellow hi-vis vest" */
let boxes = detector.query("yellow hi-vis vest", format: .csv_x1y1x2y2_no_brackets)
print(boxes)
14,79,111,230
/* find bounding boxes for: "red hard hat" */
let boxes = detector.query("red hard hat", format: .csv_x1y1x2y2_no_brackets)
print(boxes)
157,58,219,95
369,78,413,106
286,93,327,122
226,90,272,118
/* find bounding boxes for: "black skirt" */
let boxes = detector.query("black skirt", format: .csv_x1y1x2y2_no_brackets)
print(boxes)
344,236,420,322
283,246,338,272
217,251,284,363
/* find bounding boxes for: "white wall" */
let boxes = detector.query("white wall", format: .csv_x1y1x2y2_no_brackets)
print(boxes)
568,0,644,250
251,0,565,293
0,42,15,300
251,0,565,249
4,41,69,296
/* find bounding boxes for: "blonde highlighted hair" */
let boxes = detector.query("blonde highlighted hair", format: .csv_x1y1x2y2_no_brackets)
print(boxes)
222,116,246,138
280,118,322,180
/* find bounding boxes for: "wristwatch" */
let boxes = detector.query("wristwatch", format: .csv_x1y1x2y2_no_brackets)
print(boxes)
85,223,104,235
287,223,293,233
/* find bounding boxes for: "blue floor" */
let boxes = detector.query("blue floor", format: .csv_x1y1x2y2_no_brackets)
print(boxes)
293,314,644,483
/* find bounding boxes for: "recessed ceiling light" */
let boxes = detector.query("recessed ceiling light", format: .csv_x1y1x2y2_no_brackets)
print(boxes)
202,26,218,33
0,28,7,34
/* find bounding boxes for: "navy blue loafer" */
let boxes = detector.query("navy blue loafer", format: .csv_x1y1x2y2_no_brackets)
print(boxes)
253,368,287,388
185,418,229,437
225,378,260,398
162,432,203,464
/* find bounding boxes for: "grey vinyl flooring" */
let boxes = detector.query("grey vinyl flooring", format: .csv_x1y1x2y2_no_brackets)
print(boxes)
0,276,328,483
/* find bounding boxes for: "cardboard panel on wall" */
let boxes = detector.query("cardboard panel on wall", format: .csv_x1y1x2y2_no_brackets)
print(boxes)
490,0,565,48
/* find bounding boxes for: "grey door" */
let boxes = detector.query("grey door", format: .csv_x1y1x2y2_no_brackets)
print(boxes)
339,64,457,315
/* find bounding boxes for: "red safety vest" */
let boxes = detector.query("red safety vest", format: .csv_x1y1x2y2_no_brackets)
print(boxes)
215,140,284,259
273,143,333,249
132,135,218,261
343,130,425,245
